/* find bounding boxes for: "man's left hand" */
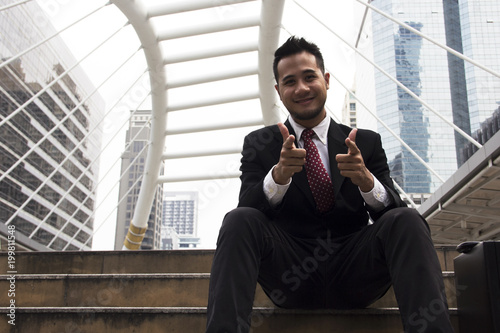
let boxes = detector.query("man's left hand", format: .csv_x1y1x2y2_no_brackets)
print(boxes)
335,128,374,192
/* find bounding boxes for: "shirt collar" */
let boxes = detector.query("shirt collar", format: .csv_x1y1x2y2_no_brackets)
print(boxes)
288,115,330,145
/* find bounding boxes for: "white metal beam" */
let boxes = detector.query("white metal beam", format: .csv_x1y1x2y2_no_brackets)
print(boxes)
164,41,258,65
165,119,263,135
258,0,285,125
148,0,257,17
157,15,260,41
166,90,259,112
112,0,168,250
162,147,242,160
166,64,258,89
158,172,241,184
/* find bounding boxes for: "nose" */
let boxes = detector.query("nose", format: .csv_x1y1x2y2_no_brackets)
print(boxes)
295,79,310,94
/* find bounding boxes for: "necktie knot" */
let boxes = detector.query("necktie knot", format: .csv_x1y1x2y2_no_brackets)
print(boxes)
302,129,315,141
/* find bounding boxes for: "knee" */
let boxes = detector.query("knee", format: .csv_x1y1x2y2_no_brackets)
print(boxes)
215,207,269,249
218,207,268,237
378,207,430,236
222,206,266,227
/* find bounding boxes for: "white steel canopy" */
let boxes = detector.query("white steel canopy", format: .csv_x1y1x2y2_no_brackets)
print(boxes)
111,0,285,249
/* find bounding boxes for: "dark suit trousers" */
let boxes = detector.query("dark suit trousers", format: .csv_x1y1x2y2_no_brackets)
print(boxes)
206,207,454,333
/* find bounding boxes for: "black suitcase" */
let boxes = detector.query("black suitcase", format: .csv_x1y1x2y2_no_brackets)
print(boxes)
454,241,500,333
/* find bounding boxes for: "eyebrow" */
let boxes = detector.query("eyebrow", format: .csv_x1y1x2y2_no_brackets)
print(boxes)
281,69,317,83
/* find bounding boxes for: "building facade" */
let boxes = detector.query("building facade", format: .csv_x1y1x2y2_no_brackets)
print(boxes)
114,110,163,250
459,0,500,133
370,0,500,195
0,1,104,250
342,90,358,128
162,191,200,250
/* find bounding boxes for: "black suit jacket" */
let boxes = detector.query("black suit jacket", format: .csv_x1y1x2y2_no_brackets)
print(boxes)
237,119,406,239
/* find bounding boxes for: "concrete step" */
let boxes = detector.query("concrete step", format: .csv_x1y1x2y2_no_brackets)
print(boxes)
0,246,458,275
0,272,458,309
0,250,215,274
0,306,460,333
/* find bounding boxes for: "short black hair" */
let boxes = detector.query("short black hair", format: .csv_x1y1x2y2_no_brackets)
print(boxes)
273,36,325,84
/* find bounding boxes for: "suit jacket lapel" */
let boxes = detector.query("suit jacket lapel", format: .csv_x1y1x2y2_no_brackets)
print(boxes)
327,119,348,199
284,120,316,208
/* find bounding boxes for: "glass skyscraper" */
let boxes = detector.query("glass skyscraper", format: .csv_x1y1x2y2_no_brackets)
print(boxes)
370,0,500,195
0,1,104,250
459,0,500,133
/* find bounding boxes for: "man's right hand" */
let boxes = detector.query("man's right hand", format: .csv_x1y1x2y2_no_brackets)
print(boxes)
272,123,307,185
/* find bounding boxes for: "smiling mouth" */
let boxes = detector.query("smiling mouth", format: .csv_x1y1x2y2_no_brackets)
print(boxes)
295,97,314,104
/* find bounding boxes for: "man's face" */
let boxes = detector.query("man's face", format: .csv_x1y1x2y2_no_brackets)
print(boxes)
275,51,330,127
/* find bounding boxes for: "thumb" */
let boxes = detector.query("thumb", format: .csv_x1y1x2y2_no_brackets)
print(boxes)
278,123,296,148
278,122,289,141
348,128,357,143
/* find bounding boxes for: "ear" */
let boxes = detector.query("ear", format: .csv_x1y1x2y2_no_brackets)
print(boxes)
274,84,282,99
324,72,330,90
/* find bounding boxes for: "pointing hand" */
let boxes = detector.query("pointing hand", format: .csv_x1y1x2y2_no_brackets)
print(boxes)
272,123,307,185
335,128,374,192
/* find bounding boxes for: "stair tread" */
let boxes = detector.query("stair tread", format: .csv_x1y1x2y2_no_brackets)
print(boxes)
0,247,459,274
0,273,211,279
0,306,458,314
0,271,454,279
0,272,458,309
0,306,460,333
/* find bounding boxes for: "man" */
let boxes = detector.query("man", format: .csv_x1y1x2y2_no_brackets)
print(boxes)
206,36,454,333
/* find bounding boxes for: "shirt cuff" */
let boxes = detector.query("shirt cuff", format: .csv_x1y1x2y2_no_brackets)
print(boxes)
359,175,391,211
263,165,291,207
